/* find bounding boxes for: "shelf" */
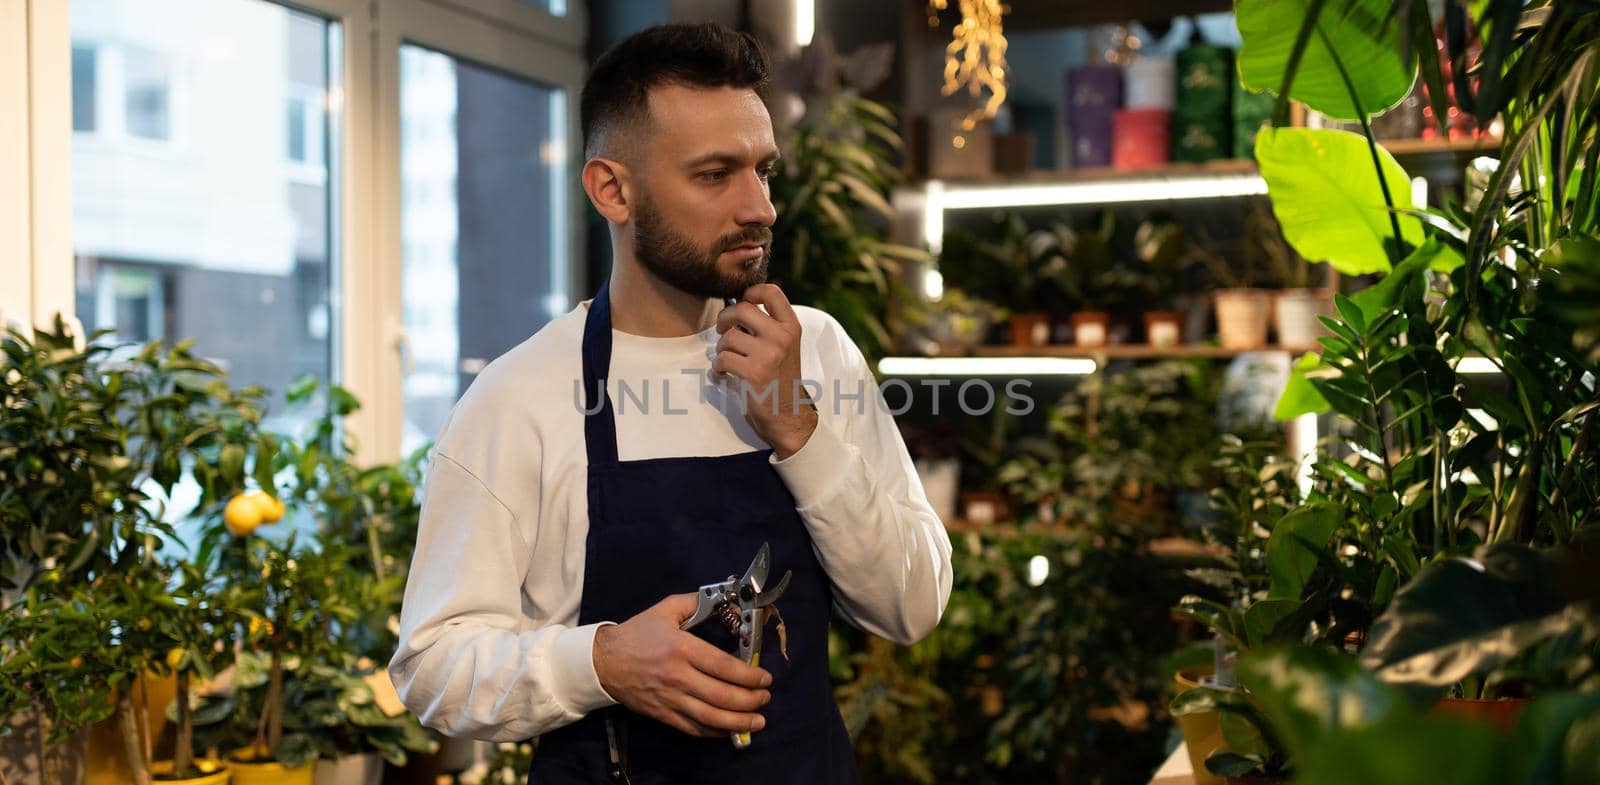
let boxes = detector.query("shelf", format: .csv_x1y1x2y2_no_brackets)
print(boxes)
934,343,1306,359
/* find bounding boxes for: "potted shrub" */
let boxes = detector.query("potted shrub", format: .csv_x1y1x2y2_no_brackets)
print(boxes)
1246,203,1330,349
1197,0,1600,778
1130,218,1196,347
198,532,363,785
1027,212,1137,347
1,323,272,785
1186,208,1277,349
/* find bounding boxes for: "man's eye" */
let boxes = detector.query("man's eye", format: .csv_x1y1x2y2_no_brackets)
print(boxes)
758,167,774,180
700,170,728,183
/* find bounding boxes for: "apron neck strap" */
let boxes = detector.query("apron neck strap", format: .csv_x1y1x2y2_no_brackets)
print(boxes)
581,279,619,467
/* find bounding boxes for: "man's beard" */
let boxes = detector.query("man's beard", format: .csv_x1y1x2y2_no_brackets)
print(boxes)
633,195,771,300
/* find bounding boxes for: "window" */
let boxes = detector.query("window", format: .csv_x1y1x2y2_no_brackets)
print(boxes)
11,0,586,465
122,47,171,141
71,0,340,431
71,45,97,132
398,44,570,451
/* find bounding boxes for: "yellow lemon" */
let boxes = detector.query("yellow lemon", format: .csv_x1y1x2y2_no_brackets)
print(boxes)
166,648,185,670
249,617,274,639
253,492,286,524
223,495,263,537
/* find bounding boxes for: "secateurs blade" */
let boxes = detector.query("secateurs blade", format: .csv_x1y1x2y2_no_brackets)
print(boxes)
680,541,791,748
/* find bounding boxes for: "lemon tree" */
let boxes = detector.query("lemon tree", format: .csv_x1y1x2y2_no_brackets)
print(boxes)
202,531,363,767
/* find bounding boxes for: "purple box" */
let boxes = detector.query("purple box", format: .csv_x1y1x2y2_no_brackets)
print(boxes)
1066,65,1123,169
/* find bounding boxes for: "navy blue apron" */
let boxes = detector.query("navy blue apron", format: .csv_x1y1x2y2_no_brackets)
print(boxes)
527,280,860,785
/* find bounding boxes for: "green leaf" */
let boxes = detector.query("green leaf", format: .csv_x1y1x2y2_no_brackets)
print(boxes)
1244,599,1303,649
1359,544,1581,688
1274,352,1334,420
1293,712,1514,785
1256,127,1423,274
1351,238,1445,321
1236,0,1417,120
1237,647,1402,758
1266,502,1343,600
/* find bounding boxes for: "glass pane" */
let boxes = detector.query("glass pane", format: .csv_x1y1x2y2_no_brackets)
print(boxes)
71,46,97,132
518,0,567,16
71,0,341,433
399,45,570,452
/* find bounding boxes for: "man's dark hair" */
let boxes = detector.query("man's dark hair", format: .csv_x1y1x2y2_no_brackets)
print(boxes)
581,22,770,160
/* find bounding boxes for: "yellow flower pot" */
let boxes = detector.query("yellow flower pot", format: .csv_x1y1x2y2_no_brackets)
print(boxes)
1173,668,1226,785
228,749,315,785
151,759,231,785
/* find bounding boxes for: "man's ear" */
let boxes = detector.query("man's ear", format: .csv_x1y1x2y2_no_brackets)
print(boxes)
582,157,632,224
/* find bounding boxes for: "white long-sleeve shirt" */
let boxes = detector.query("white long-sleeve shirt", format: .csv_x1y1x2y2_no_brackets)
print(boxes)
388,300,953,742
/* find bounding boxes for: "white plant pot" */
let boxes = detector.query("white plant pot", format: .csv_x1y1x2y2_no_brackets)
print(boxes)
1213,289,1273,349
313,753,382,785
1275,288,1336,350
914,458,961,524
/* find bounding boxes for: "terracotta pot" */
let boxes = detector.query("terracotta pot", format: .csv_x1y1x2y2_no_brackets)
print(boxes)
1172,669,1226,785
312,754,381,785
1214,289,1273,349
151,760,231,785
1433,696,1530,732
228,750,313,785
1143,310,1184,348
959,490,1008,527
1274,288,1335,349
1008,312,1051,346
1070,311,1111,347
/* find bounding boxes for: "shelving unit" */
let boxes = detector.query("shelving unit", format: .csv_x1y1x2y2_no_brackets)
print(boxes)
938,343,1303,359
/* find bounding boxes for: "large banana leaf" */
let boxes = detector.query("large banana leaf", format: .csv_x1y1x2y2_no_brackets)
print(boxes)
1255,127,1423,275
1235,0,1417,120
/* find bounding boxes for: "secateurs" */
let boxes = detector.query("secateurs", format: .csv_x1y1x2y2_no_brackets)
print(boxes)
680,541,791,748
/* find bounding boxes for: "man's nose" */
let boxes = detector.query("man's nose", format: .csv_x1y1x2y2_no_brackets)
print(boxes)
733,169,777,227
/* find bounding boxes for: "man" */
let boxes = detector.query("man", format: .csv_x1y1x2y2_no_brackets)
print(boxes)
389,22,952,784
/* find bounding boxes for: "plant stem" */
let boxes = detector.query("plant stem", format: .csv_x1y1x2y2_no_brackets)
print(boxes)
118,692,152,785
135,672,152,769
175,670,193,777
266,650,285,753
1317,26,1405,264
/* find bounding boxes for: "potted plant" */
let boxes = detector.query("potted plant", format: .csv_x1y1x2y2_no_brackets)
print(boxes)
1131,218,1195,347
198,532,363,785
1,323,273,785
895,287,1007,355
1027,211,1134,347
1245,203,1330,349
1185,207,1278,349
1191,0,1600,777
770,40,928,364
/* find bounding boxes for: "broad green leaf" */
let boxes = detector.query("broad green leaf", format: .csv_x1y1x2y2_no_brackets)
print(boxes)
1274,352,1333,420
1360,544,1581,688
1236,0,1417,120
1293,713,1514,785
1244,598,1302,649
1237,647,1403,758
1350,238,1444,321
1256,127,1423,274
1266,502,1343,600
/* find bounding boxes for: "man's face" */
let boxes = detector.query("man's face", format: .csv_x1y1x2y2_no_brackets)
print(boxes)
630,84,779,300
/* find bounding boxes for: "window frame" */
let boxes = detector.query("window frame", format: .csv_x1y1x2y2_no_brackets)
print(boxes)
3,0,587,464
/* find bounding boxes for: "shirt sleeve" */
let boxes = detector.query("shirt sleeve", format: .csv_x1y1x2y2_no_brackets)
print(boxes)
387,451,617,741
769,317,954,645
